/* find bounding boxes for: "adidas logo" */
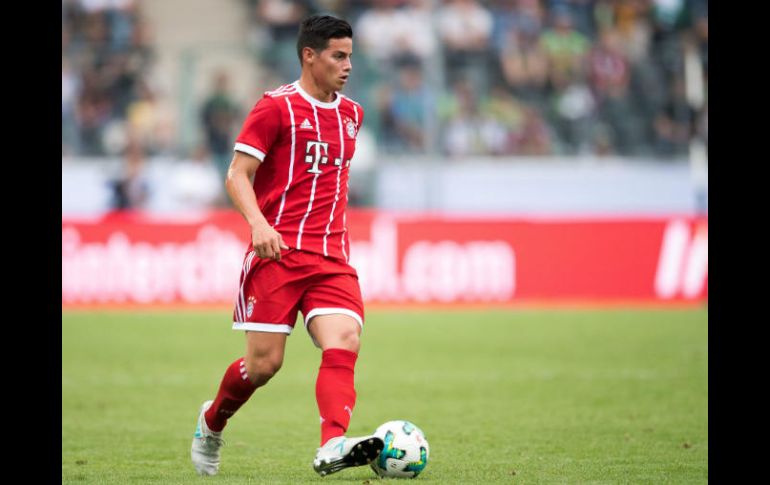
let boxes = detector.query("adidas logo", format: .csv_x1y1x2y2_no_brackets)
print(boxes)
300,118,314,130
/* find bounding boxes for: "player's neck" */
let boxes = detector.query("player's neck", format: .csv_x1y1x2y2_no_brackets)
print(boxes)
298,75,337,103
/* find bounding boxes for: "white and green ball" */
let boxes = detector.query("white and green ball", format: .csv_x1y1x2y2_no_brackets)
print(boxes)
370,420,430,478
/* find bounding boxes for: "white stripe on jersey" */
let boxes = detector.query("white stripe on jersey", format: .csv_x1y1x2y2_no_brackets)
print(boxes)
296,104,323,250
275,97,297,226
323,107,346,257
266,84,296,97
340,102,361,262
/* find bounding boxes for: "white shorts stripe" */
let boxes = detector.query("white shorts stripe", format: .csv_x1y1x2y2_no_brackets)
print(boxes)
303,307,364,349
275,96,297,226
232,322,294,334
303,307,364,330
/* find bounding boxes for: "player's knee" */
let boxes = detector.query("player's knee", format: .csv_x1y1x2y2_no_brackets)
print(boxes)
245,354,283,386
337,327,360,353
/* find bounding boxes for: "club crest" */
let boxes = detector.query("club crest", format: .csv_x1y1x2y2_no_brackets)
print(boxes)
345,117,357,139
246,296,256,318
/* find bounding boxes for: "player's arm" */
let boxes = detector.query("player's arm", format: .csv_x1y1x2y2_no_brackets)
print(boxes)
225,151,289,261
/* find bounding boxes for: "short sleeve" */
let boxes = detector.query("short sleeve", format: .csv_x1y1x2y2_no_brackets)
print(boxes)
234,96,282,161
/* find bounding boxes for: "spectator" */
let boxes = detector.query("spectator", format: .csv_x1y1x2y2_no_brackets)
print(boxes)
355,0,403,65
62,0,155,157
493,0,545,51
480,86,526,155
692,7,707,75
200,71,242,181
436,0,494,90
652,76,693,157
62,57,81,155
497,10,548,103
395,0,438,65
77,67,112,155
588,27,644,155
126,79,175,156
110,134,150,210
588,28,630,103
597,0,652,64
548,81,595,154
441,79,508,157
589,122,615,157
649,0,689,87
539,6,590,89
171,144,227,210
380,60,435,153
546,0,595,37
516,104,553,155
253,0,316,82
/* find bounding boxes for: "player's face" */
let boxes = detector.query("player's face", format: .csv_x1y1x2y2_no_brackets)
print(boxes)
311,37,353,92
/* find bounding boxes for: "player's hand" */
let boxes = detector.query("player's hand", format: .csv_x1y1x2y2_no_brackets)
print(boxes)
251,222,289,261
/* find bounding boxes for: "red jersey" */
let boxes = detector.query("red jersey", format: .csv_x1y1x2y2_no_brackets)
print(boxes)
233,81,364,263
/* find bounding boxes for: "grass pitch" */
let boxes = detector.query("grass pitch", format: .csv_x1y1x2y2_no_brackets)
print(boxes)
62,308,707,484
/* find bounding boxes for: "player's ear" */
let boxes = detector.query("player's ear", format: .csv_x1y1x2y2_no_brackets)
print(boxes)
302,46,316,65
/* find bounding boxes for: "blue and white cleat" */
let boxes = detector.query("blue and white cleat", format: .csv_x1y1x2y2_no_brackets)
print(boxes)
312,435,385,477
191,400,224,476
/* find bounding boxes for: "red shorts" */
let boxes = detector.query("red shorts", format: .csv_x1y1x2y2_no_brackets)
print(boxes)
231,249,364,343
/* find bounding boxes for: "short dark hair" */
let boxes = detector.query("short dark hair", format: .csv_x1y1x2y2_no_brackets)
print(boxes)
296,15,353,65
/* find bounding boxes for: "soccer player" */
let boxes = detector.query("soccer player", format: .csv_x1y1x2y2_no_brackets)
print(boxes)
190,14,384,477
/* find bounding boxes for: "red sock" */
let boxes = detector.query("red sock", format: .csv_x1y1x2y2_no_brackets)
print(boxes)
316,349,358,446
204,358,258,432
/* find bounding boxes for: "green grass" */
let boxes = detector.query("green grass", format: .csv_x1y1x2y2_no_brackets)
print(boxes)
62,308,707,484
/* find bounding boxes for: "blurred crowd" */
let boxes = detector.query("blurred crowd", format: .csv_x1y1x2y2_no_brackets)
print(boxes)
247,0,708,158
248,0,708,158
62,0,169,157
62,0,709,209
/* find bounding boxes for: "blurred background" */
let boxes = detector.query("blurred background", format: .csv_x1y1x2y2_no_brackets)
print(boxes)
61,0,707,306
62,0,707,213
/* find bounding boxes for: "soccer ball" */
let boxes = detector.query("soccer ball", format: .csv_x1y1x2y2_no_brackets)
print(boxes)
370,420,430,478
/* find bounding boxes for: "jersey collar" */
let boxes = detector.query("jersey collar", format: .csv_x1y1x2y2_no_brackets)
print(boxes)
293,81,341,109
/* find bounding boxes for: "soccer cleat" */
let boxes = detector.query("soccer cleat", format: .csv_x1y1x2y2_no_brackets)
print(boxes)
312,435,385,477
191,400,224,476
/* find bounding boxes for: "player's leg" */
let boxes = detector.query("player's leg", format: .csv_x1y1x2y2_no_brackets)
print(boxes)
191,332,287,476
303,268,384,476
192,249,302,476
206,331,288,431
309,314,361,444
308,314,383,475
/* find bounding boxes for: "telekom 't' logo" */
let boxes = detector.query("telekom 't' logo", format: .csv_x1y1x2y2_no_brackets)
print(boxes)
654,219,708,299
